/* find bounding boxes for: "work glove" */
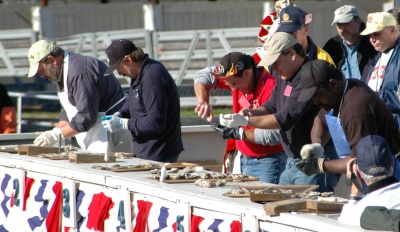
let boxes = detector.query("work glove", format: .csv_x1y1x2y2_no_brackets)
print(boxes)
101,115,129,133
210,122,244,140
300,143,324,159
34,127,63,147
295,157,325,176
219,113,249,128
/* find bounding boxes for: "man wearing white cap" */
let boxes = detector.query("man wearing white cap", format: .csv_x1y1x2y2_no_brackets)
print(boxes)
360,12,400,128
323,5,377,80
27,40,133,153
219,32,338,192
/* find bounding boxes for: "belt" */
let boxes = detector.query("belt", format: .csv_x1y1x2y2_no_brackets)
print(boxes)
242,154,268,159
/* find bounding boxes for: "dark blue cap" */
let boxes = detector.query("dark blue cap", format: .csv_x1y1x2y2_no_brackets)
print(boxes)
356,135,393,176
277,6,307,33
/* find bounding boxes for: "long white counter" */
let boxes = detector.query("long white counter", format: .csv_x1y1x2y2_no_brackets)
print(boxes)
0,126,380,231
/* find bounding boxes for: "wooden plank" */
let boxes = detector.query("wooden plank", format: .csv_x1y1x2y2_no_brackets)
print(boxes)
250,192,292,203
263,199,307,216
18,145,66,156
306,201,345,214
68,152,116,163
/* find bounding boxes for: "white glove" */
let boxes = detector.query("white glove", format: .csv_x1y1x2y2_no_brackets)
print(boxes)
113,111,122,117
300,143,324,159
34,128,63,147
219,113,249,128
101,115,129,133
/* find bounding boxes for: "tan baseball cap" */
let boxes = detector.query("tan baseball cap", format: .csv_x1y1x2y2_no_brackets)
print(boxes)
258,32,298,67
27,40,56,77
360,12,396,35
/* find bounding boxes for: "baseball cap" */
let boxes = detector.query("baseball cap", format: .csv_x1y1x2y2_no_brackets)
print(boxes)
360,12,396,35
211,52,251,80
105,39,137,75
258,32,297,67
356,135,393,176
27,40,56,78
297,59,341,102
277,6,308,33
331,5,359,26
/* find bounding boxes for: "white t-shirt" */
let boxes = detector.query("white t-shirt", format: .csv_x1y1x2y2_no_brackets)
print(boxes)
368,49,394,92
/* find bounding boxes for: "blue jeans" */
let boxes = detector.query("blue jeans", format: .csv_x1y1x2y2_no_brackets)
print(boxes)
279,157,327,192
240,151,287,184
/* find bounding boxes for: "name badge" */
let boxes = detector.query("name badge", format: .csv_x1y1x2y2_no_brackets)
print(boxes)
238,95,251,109
284,85,292,96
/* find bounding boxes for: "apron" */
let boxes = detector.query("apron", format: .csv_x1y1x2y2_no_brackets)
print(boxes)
325,80,351,158
57,52,108,153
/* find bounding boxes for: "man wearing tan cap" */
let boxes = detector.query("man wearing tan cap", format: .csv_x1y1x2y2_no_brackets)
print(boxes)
360,12,400,129
219,32,339,192
27,40,133,153
323,5,377,80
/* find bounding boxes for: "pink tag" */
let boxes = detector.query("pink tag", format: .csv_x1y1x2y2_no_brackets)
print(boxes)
238,95,251,109
284,85,292,96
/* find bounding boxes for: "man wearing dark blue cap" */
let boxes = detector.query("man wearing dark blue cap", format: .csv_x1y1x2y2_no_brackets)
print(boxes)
277,5,334,65
338,135,400,227
101,39,183,162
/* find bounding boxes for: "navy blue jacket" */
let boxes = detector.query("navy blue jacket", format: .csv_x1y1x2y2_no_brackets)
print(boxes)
362,38,400,127
119,55,183,161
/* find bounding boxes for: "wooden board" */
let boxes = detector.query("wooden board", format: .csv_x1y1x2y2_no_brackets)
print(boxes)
109,162,199,172
250,192,292,203
69,152,116,163
263,198,307,216
306,201,345,214
0,146,18,154
150,176,259,183
223,185,319,198
18,145,67,156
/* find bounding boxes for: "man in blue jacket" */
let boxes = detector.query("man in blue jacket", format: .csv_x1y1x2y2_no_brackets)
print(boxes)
361,12,400,128
102,39,183,162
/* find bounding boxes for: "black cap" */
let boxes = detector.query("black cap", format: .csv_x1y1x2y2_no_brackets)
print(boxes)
105,39,137,75
298,60,339,102
211,52,251,80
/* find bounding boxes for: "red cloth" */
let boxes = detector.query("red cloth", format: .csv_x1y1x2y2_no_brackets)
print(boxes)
190,214,205,232
46,181,62,232
23,177,35,211
86,192,114,231
258,12,278,43
133,200,152,232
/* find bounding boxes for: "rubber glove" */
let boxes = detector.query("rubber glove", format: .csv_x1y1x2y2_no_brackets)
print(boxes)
300,143,324,159
101,115,129,133
295,157,325,176
219,113,249,128
210,122,244,140
34,127,63,147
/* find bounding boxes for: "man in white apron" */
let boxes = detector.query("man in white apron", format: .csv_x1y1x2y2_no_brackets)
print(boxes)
27,40,133,153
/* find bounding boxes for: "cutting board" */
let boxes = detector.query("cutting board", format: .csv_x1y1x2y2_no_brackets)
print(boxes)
306,201,345,214
263,198,307,216
18,145,67,156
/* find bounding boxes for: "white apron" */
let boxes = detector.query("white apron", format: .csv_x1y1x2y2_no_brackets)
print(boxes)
57,52,108,153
